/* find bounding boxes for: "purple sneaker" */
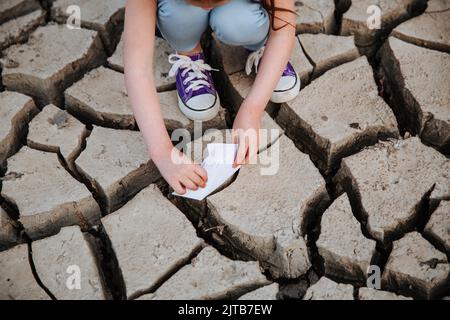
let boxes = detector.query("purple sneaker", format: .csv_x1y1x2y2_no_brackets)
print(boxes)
245,46,301,103
168,52,220,121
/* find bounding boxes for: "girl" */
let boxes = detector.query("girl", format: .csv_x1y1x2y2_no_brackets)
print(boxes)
124,0,297,195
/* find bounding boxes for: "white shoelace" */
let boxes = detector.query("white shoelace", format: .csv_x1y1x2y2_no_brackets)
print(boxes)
168,54,218,93
245,46,265,75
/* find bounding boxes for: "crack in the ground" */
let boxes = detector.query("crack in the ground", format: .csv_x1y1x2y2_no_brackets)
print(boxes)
27,240,57,300
131,242,205,300
86,224,126,300
0,195,57,299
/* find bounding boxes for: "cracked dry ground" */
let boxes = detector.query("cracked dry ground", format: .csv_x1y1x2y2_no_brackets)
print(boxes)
0,0,449,300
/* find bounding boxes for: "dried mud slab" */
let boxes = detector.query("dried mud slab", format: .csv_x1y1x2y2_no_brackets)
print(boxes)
27,103,87,173
358,287,412,300
138,246,269,300
75,126,160,214
0,9,45,50
238,283,279,300
382,232,449,299
1,147,101,240
51,0,125,53
32,225,107,299
0,244,50,300
303,277,354,300
205,136,329,279
102,185,204,299
317,193,377,282
298,33,360,78
341,0,427,54
379,37,450,154
277,57,398,173
424,201,450,257
336,137,450,245
1,24,105,105
294,0,336,34
0,91,39,168
392,0,450,53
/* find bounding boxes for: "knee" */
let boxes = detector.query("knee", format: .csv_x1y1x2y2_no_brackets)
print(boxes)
158,0,205,25
210,1,269,46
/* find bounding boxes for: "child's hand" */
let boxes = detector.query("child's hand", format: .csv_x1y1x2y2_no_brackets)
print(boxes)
153,147,207,195
232,106,262,168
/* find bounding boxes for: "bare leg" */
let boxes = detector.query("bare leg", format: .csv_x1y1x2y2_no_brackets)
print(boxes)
177,42,203,56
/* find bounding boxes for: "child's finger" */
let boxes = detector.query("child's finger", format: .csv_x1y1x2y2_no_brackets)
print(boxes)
188,171,205,188
234,138,248,168
246,137,258,164
180,177,198,191
172,181,186,195
194,165,208,183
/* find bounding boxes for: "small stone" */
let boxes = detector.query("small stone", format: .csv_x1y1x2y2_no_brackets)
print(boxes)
424,201,450,256
51,0,125,53
379,37,450,154
294,0,336,34
139,246,269,300
0,244,50,300
277,57,399,173
108,35,175,91
75,126,160,213
27,104,86,168
337,137,450,244
303,277,354,300
0,0,41,24
1,146,101,239
238,283,279,300
32,225,107,299
392,1,450,52
0,91,39,167
2,24,105,105
317,193,377,282
358,287,412,300
0,207,18,250
206,136,329,278
0,9,45,50
102,184,204,299
299,33,360,78
382,232,449,299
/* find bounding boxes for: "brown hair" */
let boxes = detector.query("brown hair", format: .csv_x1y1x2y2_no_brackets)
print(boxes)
254,0,297,31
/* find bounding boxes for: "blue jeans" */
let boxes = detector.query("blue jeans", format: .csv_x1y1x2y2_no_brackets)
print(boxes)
157,0,270,52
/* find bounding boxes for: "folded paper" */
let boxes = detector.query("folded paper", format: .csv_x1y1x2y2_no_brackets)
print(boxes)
172,143,240,200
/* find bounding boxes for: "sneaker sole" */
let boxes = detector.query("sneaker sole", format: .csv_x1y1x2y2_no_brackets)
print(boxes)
177,93,221,122
270,72,301,104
